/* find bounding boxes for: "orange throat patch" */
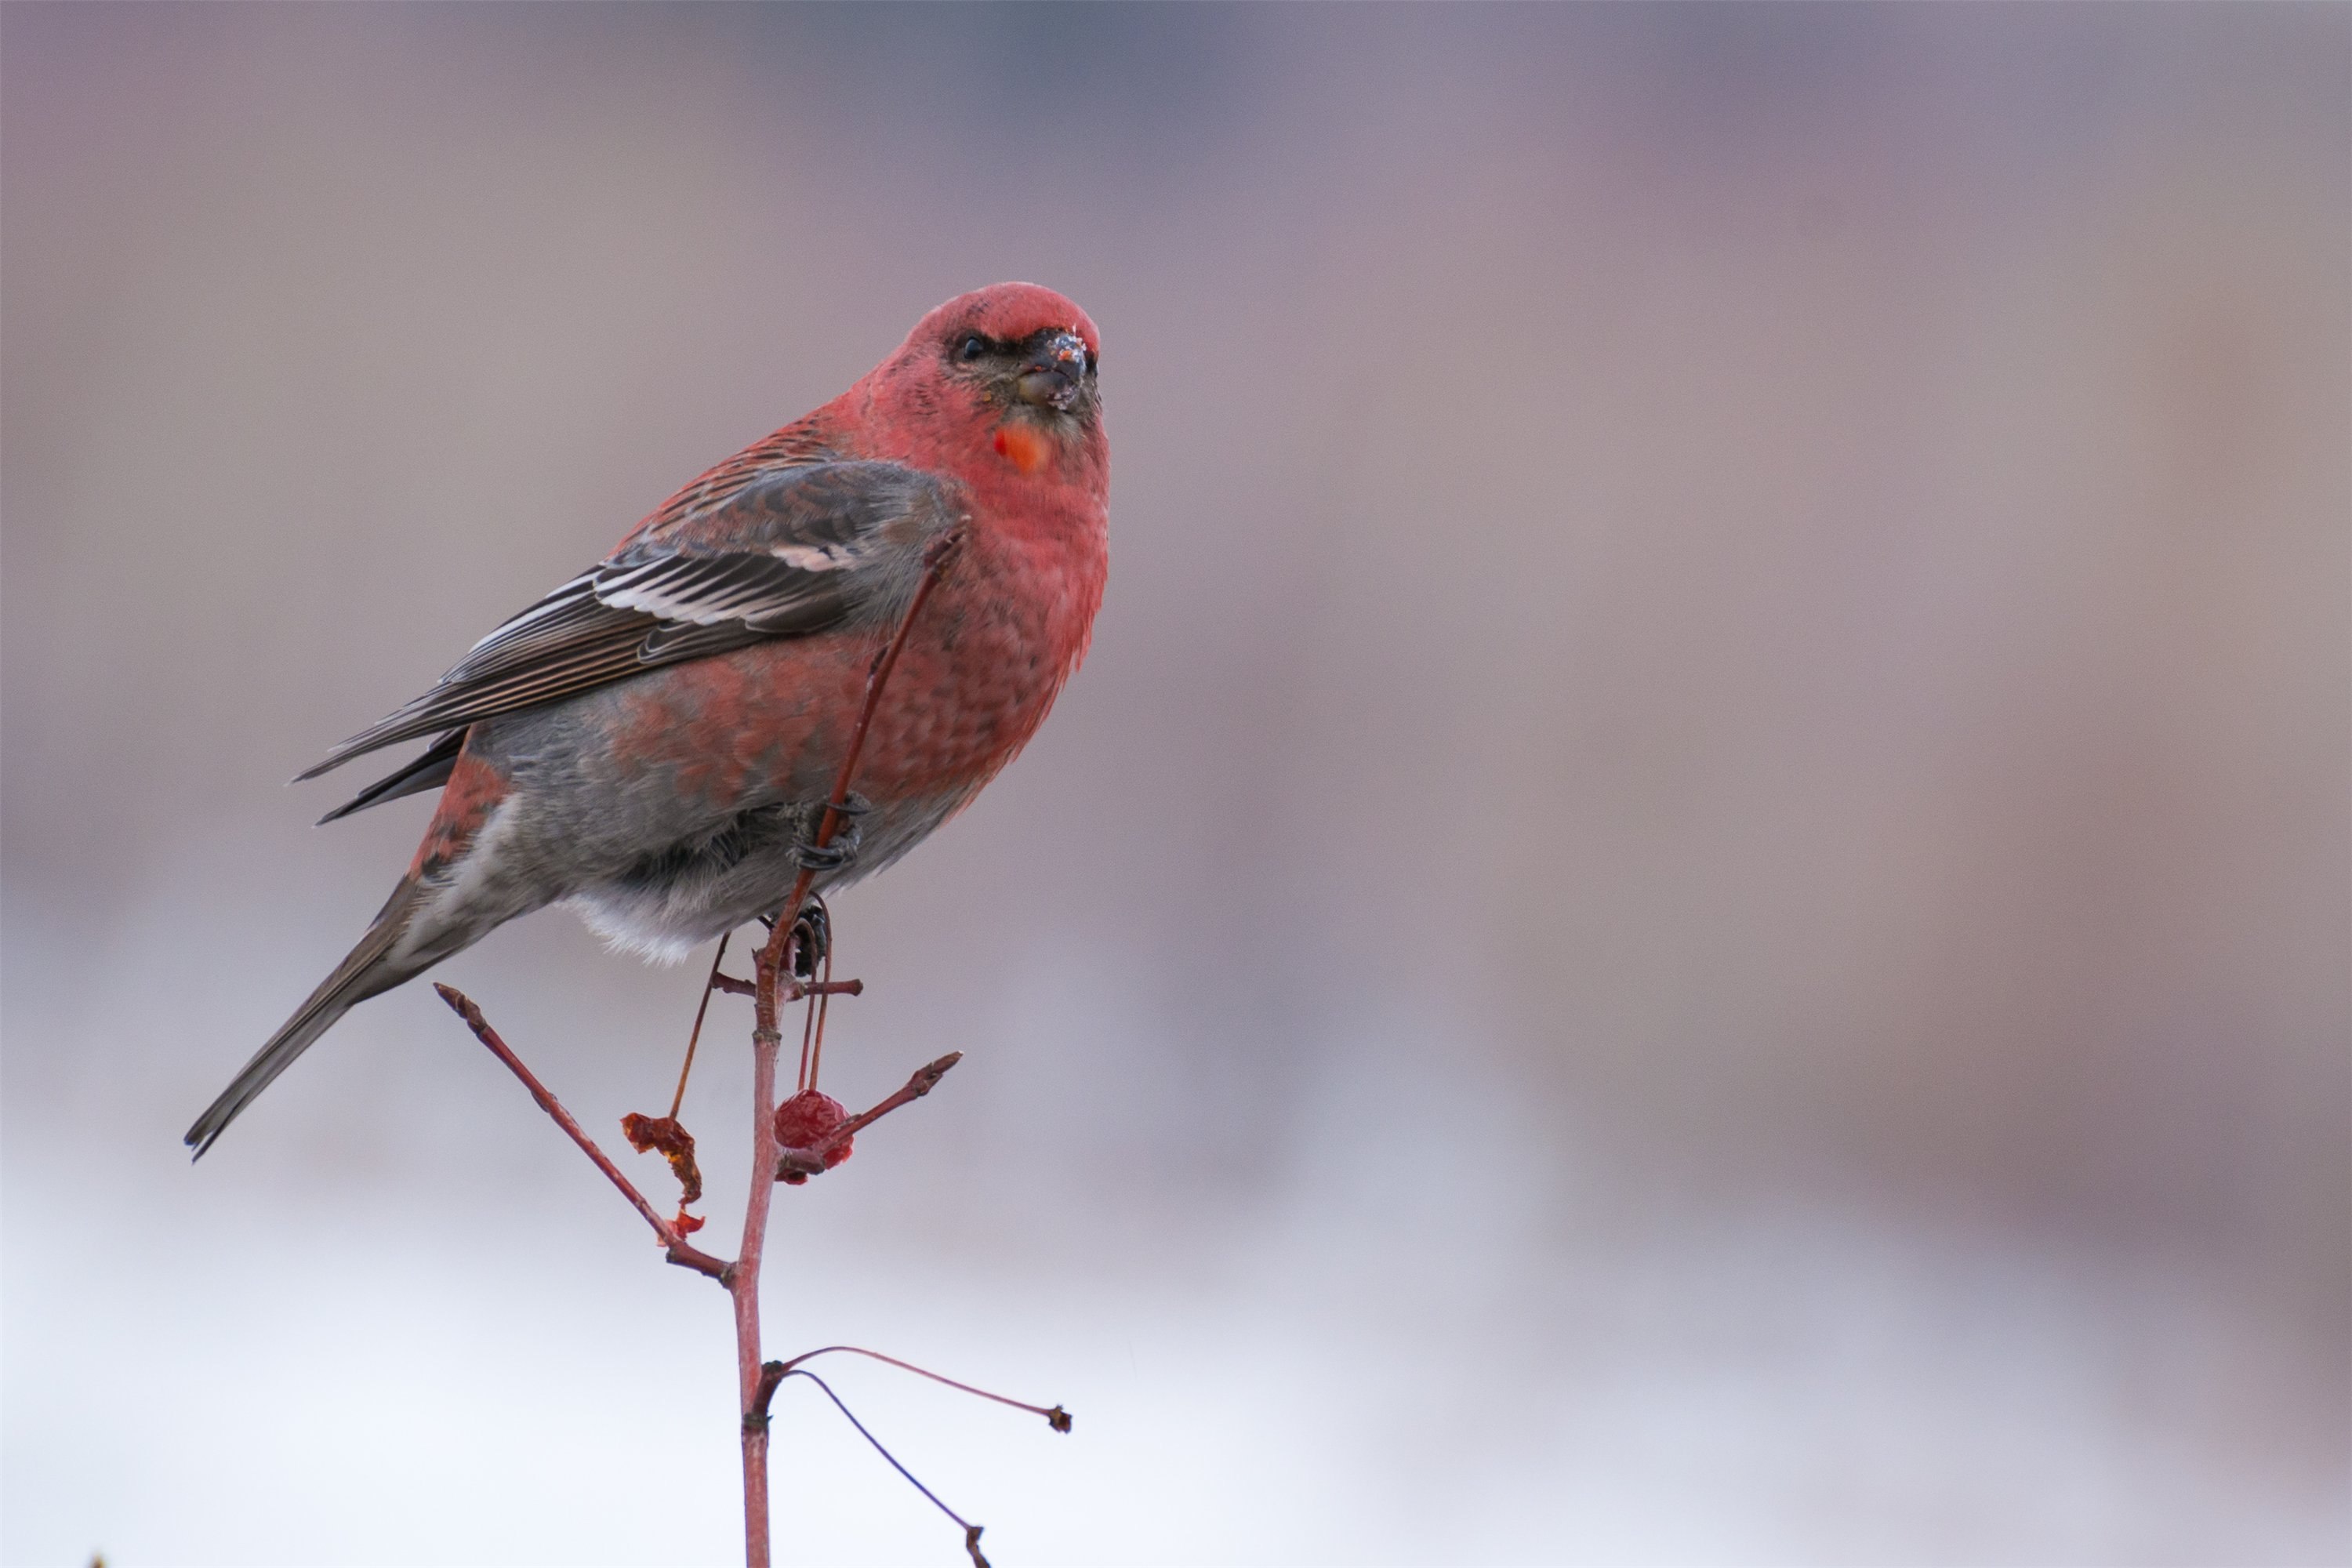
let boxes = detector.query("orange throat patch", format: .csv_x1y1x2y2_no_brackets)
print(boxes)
992,423,1051,475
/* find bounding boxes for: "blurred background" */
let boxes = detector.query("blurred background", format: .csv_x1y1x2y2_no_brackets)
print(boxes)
4,5,2345,1563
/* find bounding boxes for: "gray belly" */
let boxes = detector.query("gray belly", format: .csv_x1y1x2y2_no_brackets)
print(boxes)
560,789,967,960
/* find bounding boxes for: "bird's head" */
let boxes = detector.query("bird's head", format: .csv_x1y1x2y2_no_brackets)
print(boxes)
862,283,1105,486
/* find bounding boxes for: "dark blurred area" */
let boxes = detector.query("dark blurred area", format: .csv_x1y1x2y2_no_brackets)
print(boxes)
4,5,2345,1563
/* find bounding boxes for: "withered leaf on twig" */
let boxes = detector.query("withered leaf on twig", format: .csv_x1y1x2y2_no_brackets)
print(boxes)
620,1112,703,1206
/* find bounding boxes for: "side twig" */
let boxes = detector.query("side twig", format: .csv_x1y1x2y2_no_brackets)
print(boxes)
434,983,728,1282
667,931,734,1118
775,1345,1072,1432
775,1052,965,1178
779,1368,993,1568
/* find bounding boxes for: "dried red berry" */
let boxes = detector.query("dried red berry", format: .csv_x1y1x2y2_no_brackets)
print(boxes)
773,1089,853,1185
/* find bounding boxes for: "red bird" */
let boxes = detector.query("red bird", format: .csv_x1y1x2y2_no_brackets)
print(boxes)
187,283,1109,1156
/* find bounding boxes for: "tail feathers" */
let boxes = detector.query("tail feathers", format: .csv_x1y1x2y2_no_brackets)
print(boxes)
185,887,423,1159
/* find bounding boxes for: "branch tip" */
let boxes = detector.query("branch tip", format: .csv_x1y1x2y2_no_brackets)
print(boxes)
775,1051,968,1180
439,982,730,1283
775,1345,1069,1429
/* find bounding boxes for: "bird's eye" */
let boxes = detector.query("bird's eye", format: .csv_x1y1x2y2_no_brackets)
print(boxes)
956,334,988,363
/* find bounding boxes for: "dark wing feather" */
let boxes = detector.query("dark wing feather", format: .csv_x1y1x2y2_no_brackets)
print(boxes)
316,730,466,823
298,461,955,782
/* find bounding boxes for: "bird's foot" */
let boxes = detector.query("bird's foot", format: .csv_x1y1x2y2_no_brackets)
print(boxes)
789,793,868,874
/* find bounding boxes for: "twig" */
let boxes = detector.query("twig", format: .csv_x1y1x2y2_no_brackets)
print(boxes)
776,1052,964,1178
669,931,732,1118
775,1345,1072,1432
794,931,822,1093
434,984,728,1282
804,936,830,1091
739,528,964,1563
754,527,965,992
736,927,790,1564
710,974,862,1001
780,1368,991,1566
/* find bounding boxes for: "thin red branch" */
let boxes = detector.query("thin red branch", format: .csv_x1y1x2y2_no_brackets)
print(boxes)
805,938,836,1091
799,978,865,999
738,529,964,1564
711,973,862,1000
823,1052,961,1145
775,1345,1071,1432
755,526,966,991
434,984,728,1282
668,931,733,1119
776,1052,964,1178
736,940,787,1564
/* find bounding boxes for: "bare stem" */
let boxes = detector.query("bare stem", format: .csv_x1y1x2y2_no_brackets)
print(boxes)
669,931,732,1119
775,1345,1072,1432
736,943,786,1567
775,1053,965,1178
711,973,863,1002
434,984,728,1282
779,1368,990,1566
737,529,962,1564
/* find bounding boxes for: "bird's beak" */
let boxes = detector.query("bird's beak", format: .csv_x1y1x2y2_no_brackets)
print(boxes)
1015,332,1088,411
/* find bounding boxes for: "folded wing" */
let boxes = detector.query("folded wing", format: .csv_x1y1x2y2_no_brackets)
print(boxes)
300,460,958,785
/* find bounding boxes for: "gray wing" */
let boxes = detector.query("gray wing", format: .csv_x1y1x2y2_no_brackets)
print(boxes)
299,461,957,784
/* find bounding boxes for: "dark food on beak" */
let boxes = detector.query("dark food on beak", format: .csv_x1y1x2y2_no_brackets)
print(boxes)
1015,331,1089,411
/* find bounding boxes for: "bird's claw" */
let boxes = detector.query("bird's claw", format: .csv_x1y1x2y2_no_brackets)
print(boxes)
791,837,857,873
790,795,866,873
